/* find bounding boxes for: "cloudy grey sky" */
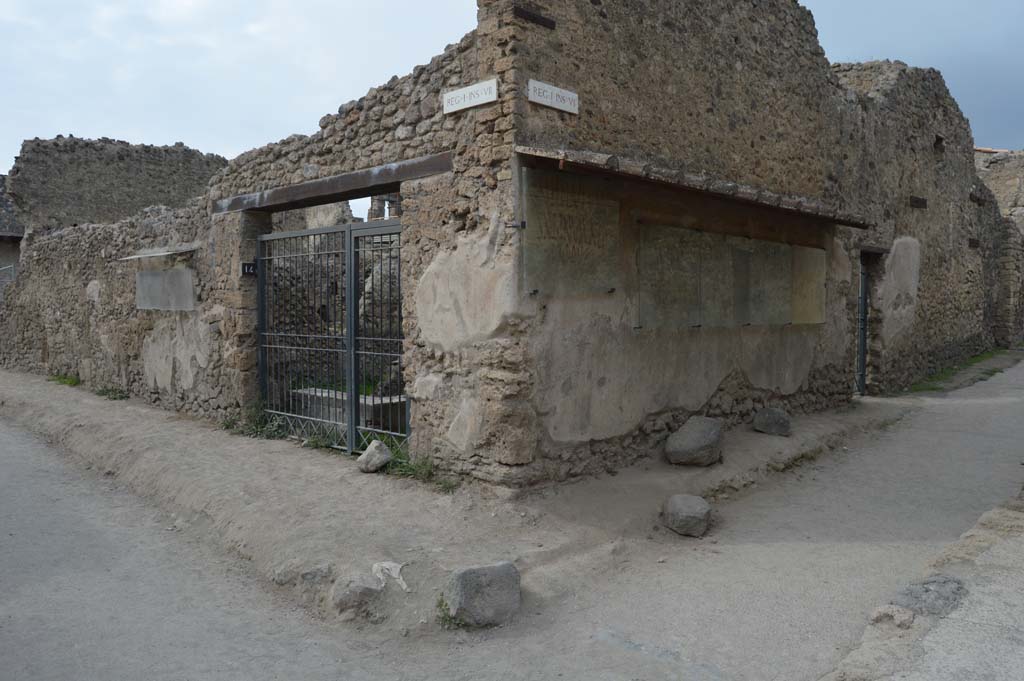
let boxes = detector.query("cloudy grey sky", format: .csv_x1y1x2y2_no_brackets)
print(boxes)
1,0,1021,181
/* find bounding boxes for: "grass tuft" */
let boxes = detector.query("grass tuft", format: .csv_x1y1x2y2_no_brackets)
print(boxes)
229,404,289,440
435,478,459,495
94,386,129,400
386,447,436,483
48,374,81,387
436,595,464,629
908,349,1008,393
303,433,340,451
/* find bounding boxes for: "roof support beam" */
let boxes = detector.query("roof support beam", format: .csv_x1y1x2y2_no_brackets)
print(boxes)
212,151,453,214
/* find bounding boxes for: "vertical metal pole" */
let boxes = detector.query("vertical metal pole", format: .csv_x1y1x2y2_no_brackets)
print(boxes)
857,257,868,395
256,240,268,411
346,226,359,453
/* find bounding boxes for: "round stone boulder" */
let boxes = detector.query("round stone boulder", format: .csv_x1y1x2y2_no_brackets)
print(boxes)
753,407,792,437
661,494,712,538
357,440,393,473
665,416,724,466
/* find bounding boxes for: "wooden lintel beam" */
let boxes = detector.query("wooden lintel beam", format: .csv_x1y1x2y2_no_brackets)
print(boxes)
212,151,454,214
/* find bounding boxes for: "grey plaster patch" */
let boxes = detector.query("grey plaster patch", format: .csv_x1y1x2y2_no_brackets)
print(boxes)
891,575,967,616
879,237,921,344
136,268,196,311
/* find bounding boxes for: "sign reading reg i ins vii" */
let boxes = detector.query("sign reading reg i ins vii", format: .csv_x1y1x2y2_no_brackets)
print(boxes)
442,79,499,114
527,80,579,115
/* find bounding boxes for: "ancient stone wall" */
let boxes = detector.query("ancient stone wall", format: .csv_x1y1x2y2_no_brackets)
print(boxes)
513,0,858,211
0,0,1019,488
0,175,21,238
834,63,1007,391
487,11,1016,481
977,150,1024,346
0,200,262,421
5,137,226,232
0,176,23,306
200,0,527,483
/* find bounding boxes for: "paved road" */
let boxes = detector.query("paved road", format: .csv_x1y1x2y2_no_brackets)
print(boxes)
3,365,1024,680
0,423,378,681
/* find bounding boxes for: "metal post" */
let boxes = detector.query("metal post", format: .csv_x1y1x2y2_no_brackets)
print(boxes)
256,243,268,409
346,225,360,453
857,257,869,395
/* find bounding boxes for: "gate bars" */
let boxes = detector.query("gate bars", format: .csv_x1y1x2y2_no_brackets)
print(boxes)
257,219,408,453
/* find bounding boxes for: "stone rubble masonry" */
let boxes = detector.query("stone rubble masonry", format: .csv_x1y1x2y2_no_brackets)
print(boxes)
977,150,1024,347
0,175,21,301
0,175,22,238
5,136,226,233
0,199,261,421
2,0,1024,487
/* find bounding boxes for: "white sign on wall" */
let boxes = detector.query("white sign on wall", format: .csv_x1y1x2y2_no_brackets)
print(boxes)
527,80,579,115
442,78,499,114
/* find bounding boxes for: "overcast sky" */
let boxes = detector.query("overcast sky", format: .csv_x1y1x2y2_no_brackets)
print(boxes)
1,0,1021,181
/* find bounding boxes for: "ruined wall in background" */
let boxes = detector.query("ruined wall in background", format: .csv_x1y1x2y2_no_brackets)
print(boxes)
5,137,226,232
0,175,21,238
835,63,1006,391
0,175,23,304
977,150,1024,346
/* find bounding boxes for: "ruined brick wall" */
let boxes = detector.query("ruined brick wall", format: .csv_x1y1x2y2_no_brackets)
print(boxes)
6,137,226,232
835,63,1006,391
977,150,1024,345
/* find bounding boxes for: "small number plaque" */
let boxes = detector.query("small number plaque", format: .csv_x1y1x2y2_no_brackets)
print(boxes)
242,262,257,276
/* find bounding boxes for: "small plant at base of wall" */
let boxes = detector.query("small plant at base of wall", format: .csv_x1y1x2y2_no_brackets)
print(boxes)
385,447,436,484
228,403,289,440
48,374,81,387
94,386,129,400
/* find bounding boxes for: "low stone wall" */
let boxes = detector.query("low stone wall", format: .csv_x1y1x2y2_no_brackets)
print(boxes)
0,201,258,421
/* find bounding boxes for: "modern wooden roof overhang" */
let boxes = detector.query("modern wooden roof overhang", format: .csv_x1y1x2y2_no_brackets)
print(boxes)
515,146,874,230
211,151,454,215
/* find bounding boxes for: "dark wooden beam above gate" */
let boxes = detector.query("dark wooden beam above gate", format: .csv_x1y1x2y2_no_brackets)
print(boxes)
212,151,454,214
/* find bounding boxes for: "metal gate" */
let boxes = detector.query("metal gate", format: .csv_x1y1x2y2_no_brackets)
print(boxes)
257,219,408,452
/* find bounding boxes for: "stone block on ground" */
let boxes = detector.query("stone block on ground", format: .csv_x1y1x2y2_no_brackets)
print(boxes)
661,494,712,537
665,416,724,466
330,574,384,619
753,407,792,436
442,561,521,627
357,440,393,473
